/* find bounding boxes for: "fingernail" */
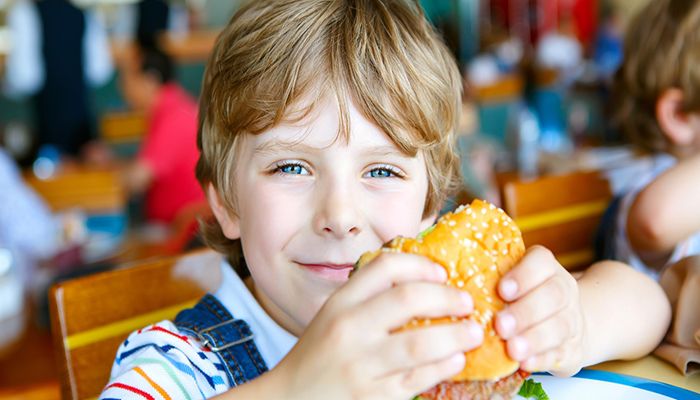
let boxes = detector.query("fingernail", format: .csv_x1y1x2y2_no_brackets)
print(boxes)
500,279,518,300
509,336,528,361
497,312,516,338
466,322,484,343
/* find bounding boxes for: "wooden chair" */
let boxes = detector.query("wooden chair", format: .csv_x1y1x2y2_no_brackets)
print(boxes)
499,170,613,271
48,249,223,399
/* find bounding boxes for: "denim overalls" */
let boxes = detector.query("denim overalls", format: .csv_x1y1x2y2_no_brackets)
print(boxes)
175,294,268,386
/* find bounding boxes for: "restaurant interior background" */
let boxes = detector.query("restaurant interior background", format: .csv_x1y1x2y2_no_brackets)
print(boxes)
3,0,698,399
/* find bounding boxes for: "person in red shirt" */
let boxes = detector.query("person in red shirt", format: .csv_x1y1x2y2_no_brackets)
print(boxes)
120,46,205,224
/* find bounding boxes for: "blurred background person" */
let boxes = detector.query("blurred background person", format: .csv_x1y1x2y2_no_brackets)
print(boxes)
0,146,59,290
120,45,204,226
3,0,113,163
0,143,60,349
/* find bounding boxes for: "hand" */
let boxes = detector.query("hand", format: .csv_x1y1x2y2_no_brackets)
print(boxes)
494,246,586,376
271,252,485,400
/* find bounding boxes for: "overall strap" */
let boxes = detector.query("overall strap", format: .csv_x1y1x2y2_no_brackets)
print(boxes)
174,294,268,386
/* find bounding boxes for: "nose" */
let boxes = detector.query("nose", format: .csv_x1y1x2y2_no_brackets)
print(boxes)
313,180,362,239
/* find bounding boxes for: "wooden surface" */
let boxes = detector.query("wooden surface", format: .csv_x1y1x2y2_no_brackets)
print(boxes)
592,355,700,392
111,30,219,65
500,170,613,270
471,73,524,102
49,249,222,399
100,111,146,144
160,30,220,62
25,167,126,214
0,303,60,400
0,381,60,400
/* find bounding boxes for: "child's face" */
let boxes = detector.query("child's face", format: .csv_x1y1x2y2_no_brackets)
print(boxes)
213,96,435,335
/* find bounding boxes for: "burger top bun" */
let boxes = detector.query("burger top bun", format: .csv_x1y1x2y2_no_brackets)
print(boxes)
355,199,526,381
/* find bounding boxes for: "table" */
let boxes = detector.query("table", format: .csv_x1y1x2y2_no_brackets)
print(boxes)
24,166,126,214
591,355,699,392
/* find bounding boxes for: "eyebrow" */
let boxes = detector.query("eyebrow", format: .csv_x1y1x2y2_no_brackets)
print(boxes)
254,140,321,155
254,141,411,159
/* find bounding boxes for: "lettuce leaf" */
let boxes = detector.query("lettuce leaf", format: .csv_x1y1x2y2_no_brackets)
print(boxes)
417,224,435,239
518,378,549,400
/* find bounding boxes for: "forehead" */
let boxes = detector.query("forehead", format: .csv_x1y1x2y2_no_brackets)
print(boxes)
246,95,408,155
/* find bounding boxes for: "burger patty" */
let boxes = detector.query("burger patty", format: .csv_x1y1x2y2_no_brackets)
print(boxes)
418,370,530,400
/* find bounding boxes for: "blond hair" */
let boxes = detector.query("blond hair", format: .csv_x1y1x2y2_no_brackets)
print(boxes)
613,0,700,153
196,0,463,272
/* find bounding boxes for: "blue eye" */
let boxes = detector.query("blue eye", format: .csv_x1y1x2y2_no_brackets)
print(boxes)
366,165,402,178
369,168,393,178
275,162,309,175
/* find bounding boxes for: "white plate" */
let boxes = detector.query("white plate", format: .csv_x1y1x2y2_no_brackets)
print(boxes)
516,370,699,400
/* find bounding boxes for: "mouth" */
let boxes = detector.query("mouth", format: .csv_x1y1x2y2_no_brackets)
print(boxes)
295,262,354,282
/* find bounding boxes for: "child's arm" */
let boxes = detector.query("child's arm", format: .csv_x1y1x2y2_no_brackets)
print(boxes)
627,152,700,263
215,253,485,400
495,246,671,376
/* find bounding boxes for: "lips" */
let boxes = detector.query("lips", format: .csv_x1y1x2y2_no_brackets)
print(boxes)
296,262,354,281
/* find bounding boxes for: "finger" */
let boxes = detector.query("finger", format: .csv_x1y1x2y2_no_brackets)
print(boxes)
495,273,570,339
498,246,559,301
520,341,581,377
371,321,483,376
340,252,447,305
520,347,566,373
380,353,466,400
352,282,474,332
504,309,579,362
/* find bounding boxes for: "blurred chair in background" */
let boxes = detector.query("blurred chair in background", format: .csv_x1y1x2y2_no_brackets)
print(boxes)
49,249,222,399
499,170,613,271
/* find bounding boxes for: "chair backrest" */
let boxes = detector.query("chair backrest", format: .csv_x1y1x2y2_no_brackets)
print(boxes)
499,170,613,271
49,249,223,399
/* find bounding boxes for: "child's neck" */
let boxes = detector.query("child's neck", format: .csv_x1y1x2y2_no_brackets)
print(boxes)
244,276,303,337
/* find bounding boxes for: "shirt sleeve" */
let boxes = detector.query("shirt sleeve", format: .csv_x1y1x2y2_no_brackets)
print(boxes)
100,321,230,400
83,10,114,87
3,0,44,99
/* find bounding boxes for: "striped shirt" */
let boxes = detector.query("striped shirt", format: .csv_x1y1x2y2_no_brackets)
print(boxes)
100,261,297,399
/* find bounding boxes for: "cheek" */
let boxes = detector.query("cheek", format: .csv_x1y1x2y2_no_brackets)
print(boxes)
366,183,428,241
240,182,308,253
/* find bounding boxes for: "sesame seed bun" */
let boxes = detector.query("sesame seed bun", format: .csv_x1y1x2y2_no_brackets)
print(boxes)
356,199,526,382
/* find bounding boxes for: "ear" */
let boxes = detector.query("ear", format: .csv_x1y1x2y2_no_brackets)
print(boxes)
206,183,241,240
419,212,437,232
656,88,696,146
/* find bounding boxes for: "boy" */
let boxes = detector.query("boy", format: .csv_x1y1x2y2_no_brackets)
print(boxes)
101,1,670,398
611,0,700,278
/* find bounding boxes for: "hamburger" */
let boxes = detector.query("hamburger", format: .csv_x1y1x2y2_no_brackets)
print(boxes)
355,199,546,400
